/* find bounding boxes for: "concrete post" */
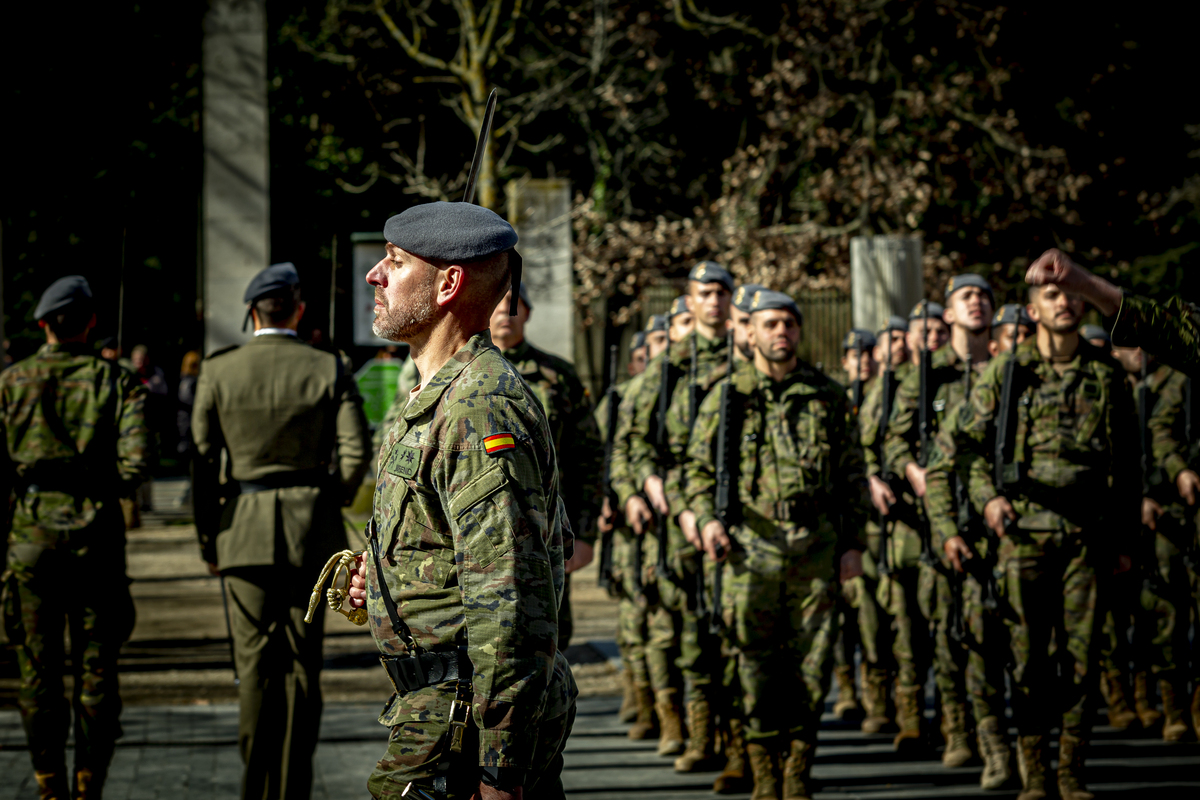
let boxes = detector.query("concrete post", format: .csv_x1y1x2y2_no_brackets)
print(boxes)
505,178,574,362
201,0,269,354
850,235,924,334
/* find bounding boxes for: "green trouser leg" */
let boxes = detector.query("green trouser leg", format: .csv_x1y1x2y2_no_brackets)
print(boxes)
225,568,325,800
617,596,651,688
929,564,970,710
961,571,1009,724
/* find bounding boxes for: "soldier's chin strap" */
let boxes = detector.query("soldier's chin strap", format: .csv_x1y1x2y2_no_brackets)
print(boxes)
508,249,523,316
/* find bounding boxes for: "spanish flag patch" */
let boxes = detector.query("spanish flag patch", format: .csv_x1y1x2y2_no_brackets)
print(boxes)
483,433,516,454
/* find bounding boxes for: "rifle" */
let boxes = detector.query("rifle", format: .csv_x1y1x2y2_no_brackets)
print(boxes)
654,352,672,580
851,334,864,417
877,351,896,579
687,333,709,621
597,344,620,593
917,301,938,569
709,331,736,634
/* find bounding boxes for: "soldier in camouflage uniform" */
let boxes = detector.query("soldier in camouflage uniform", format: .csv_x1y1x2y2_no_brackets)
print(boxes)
990,304,1035,357
620,264,736,773
0,276,150,800
855,315,908,735
348,202,577,800
884,275,994,766
954,281,1141,800
490,282,604,652
687,290,866,800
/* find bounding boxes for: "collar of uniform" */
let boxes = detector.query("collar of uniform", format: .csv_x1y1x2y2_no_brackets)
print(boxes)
38,342,90,357
403,330,495,421
754,360,822,394
669,330,724,364
501,339,532,362
253,327,298,337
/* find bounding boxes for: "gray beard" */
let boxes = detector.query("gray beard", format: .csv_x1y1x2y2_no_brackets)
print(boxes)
372,290,436,342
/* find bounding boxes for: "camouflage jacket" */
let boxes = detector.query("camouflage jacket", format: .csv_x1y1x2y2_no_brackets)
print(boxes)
369,330,575,769
884,346,981,477
685,359,866,556
501,340,603,544
956,339,1140,533
608,367,654,509
860,361,913,478
1142,364,1193,493
1112,293,1200,377
1,342,150,547
623,332,730,516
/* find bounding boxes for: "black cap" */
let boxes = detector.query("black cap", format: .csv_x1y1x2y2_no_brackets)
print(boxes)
908,299,945,320
668,296,691,319
878,315,909,335
748,289,803,324
630,331,647,351
34,276,93,321
843,329,877,351
993,304,1034,329
688,261,734,291
243,262,300,332
383,201,523,315
732,283,768,313
645,314,668,333
945,273,995,306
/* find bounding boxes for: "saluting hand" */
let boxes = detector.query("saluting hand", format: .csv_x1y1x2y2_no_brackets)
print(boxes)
1026,248,1122,316
348,553,367,609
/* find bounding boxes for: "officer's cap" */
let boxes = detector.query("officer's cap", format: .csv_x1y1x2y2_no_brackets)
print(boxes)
668,296,691,319
687,261,734,291
908,299,945,321
843,329,877,351
645,314,669,333
35,275,93,321
733,283,768,313
1080,324,1111,345
630,331,647,352
878,315,909,336
945,273,995,305
749,290,803,324
383,201,524,315
993,304,1034,329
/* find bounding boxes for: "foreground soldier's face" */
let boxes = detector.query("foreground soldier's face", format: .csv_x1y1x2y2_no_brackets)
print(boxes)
366,244,440,342
751,310,800,364
1027,284,1084,334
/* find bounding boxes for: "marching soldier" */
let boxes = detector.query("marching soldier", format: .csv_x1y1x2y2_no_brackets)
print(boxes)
687,290,866,800
348,202,577,800
990,305,1035,356
191,262,372,800
730,284,766,363
954,281,1140,800
489,281,604,650
1,277,150,800
882,275,995,766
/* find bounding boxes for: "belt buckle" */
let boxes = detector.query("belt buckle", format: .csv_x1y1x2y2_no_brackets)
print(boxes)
448,696,472,753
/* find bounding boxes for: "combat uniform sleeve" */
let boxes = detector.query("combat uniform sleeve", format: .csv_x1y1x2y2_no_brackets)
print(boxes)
608,385,642,509
1111,293,1200,377
1148,370,1191,484
882,367,921,478
859,378,885,478
684,384,724,534
438,411,559,770
958,357,1005,516
190,363,224,564
625,359,667,498
556,368,604,544
923,414,961,554
115,369,151,496
335,370,372,504
1106,362,1143,534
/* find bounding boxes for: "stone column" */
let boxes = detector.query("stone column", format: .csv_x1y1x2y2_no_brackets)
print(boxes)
505,178,574,362
202,0,269,354
850,235,923,333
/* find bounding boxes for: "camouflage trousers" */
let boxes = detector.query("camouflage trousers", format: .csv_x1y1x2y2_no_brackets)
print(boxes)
857,528,897,670
1001,531,1099,736
645,527,722,694
724,538,838,742
930,561,1010,723
1150,515,1200,682
874,522,929,690
611,528,650,688
1,539,135,775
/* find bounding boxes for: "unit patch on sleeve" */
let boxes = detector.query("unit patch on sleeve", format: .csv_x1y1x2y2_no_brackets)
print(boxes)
483,433,516,455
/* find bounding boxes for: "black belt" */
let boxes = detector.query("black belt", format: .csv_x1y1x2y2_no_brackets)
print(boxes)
380,648,472,695
237,468,327,494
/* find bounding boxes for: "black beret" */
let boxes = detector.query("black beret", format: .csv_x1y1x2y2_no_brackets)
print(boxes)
732,283,767,313
688,261,734,291
35,275,93,321
843,329,877,351
630,331,647,351
1080,324,1110,344
945,273,995,304
668,296,691,319
645,314,668,333
908,299,945,320
244,262,300,304
993,304,1035,329
749,289,803,324
383,201,518,263
878,315,909,335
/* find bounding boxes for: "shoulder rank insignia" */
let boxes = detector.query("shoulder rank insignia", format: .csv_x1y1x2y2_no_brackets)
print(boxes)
483,433,516,454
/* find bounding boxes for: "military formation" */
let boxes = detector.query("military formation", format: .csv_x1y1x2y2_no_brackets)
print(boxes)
3,222,1200,800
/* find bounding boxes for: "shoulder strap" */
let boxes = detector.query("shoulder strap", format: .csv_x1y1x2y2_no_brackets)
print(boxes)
367,519,420,652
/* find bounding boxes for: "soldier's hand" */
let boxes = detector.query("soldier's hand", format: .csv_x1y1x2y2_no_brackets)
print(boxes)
1176,469,1200,506
1141,496,1164,531
1026,248,1122,316
868,475,895,515
348,552,367,609
597,496,617,533
700,519,730,563
905,462,927,498
839,549,864,582
625,495,653,535
206,561,220,577
565,540,595,574
643,475,670,516
984,496,1016,538
944,536,972,573
475,784,522,800
679,510,701,549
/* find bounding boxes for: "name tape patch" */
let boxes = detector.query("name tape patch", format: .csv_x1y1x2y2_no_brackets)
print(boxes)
483,433,516,455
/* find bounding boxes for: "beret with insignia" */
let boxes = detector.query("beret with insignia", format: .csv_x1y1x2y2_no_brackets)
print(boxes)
1080,323,1110,345
993,303,1034,329
645,314,668,333
749,289,803,324
842,328,878,351
242,262,300,332
945,272,995,305
908,299,945,320
733,283,768,313
878,315,909,335
668,296,691,319
688,261,734,291
630,331,647,351
35,275,93,321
